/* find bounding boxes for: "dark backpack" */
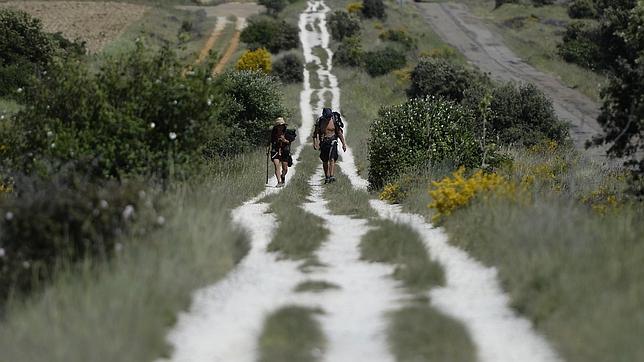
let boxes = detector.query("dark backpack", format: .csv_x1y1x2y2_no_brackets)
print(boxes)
285,128,297,142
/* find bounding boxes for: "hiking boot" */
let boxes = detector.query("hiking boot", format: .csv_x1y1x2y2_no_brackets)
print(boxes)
281,174,287,184
324,177,329,184
329,176,336,183
276,182,284,188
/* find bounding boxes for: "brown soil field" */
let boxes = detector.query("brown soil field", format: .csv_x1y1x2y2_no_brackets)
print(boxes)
0,1,149,53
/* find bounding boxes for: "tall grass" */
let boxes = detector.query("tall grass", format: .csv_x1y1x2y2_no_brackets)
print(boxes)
258,306,326,362
0,150,267,362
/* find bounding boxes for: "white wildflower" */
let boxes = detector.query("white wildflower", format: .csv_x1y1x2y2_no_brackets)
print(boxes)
172,100,178,105
156,215,166,225
138,190,146,199
169,132,177,140
0,115,4,120
22,261,30,269
99,200,109,209
50,143,56,148
206,77,212,82
5,212,14,221
16,88,23,93
114,242,123,252
150,122,156,129
155,79,161,84
0,248,5,258
122,205,135,220
207,99,212,106
46,131,53,137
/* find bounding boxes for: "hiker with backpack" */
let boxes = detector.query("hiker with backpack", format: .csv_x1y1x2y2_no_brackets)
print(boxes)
268,117,296,187
313,108,346,184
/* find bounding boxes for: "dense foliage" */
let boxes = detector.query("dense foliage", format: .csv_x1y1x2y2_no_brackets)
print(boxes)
0,8,85,98
568,0,598,18
334,36,363,66
240,16,299,54
368,97,485,188
407,58,484,102
236,48,272,73
379,29,416,49
327,10,361,41
362,0,385,19
363,46,406,76
592,2,644,175
258,0,288,15
273,53,304,83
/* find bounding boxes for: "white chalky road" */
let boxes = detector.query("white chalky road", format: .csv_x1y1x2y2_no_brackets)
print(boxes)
161,1,561,361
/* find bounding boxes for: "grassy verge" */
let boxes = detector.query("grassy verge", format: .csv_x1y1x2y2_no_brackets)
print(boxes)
458,0,605,101
0,150,267,362
360,220,475,361
395,144,644,361
258,306,326,362
266,147,328,262
323,167,376,218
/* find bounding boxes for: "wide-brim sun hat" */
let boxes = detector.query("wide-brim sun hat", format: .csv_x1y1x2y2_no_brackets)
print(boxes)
274,117,287,126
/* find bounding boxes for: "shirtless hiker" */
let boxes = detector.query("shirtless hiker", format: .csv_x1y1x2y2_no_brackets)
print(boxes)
313,108,347,184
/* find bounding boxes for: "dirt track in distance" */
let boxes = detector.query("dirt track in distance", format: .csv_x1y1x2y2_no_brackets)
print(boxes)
415,2,606,159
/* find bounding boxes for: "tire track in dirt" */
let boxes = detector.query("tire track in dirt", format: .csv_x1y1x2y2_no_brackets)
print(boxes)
415,2,604,158
212,17,245,75
194,16,228,65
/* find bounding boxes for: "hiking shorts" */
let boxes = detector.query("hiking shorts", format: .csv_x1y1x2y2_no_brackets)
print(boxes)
319,138,338,162
271,148,293,166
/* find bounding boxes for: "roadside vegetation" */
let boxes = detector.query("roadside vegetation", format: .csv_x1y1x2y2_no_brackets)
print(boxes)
258,306,326,362
324,0,644,360
0,4,302,360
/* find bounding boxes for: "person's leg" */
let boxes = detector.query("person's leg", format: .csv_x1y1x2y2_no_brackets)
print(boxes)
322,162,329,178
328,159,335,177
273,158,282,183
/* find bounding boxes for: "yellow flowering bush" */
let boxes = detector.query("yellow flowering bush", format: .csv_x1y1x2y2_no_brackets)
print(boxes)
420,46,457,59
379,182,405,203
346,2,363,14
581,185,622,215
429,167,517,222
236,48,272,73
392,67,411,85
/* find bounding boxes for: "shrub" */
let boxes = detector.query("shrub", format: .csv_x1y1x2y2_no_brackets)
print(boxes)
0,8,84,98
240,16,299,53
408,58,485,102
273,53,303,83
379,28,416,49
557,21,603,70
0,169,160,300
420,46,457,59
465,82,569,147
236,48,272,73
327,10,361,41
347,2,363,14
258,0,288,14
531,0,554,6
363,46,406,76
334,36,364,67
1,45,287,178
429,167,516,222
362,0,385,19
368,97,485,189
568,0,598,18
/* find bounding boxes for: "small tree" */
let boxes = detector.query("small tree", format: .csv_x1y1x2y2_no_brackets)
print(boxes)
328,11,361,41
258,0,288,15
334,36,364,66
273,53,303,83
408,58,482,102
363,46,406,76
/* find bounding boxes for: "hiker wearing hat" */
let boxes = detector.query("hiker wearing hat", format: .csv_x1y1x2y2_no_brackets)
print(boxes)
268,117,292,187
312,108,346,184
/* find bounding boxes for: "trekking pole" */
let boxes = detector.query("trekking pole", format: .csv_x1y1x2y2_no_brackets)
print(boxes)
266,149,269,185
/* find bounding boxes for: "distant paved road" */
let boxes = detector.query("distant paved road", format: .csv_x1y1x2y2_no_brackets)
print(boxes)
415,2,605,157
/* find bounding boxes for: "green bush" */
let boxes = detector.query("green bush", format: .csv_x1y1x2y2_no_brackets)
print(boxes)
240,16,299,54
464,82,569,147
531,0,554,6
379,29,416,49
334,36,364,66
0,169,160,301
557,21,603,70
568,0,598,18
327,10,361,41
273,53,304,83
407,58,486,102
2,45,287,179
363,46,406,76
0,8,84,98
362,0,385,19
368,97,484,189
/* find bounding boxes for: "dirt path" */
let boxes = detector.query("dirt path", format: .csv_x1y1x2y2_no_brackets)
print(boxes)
212,17,245,75
194,16,228,65
415,2,603,156
160,1,562,361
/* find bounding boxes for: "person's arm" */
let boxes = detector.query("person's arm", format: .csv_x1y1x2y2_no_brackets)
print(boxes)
312,119,320,150
337,127,347,152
